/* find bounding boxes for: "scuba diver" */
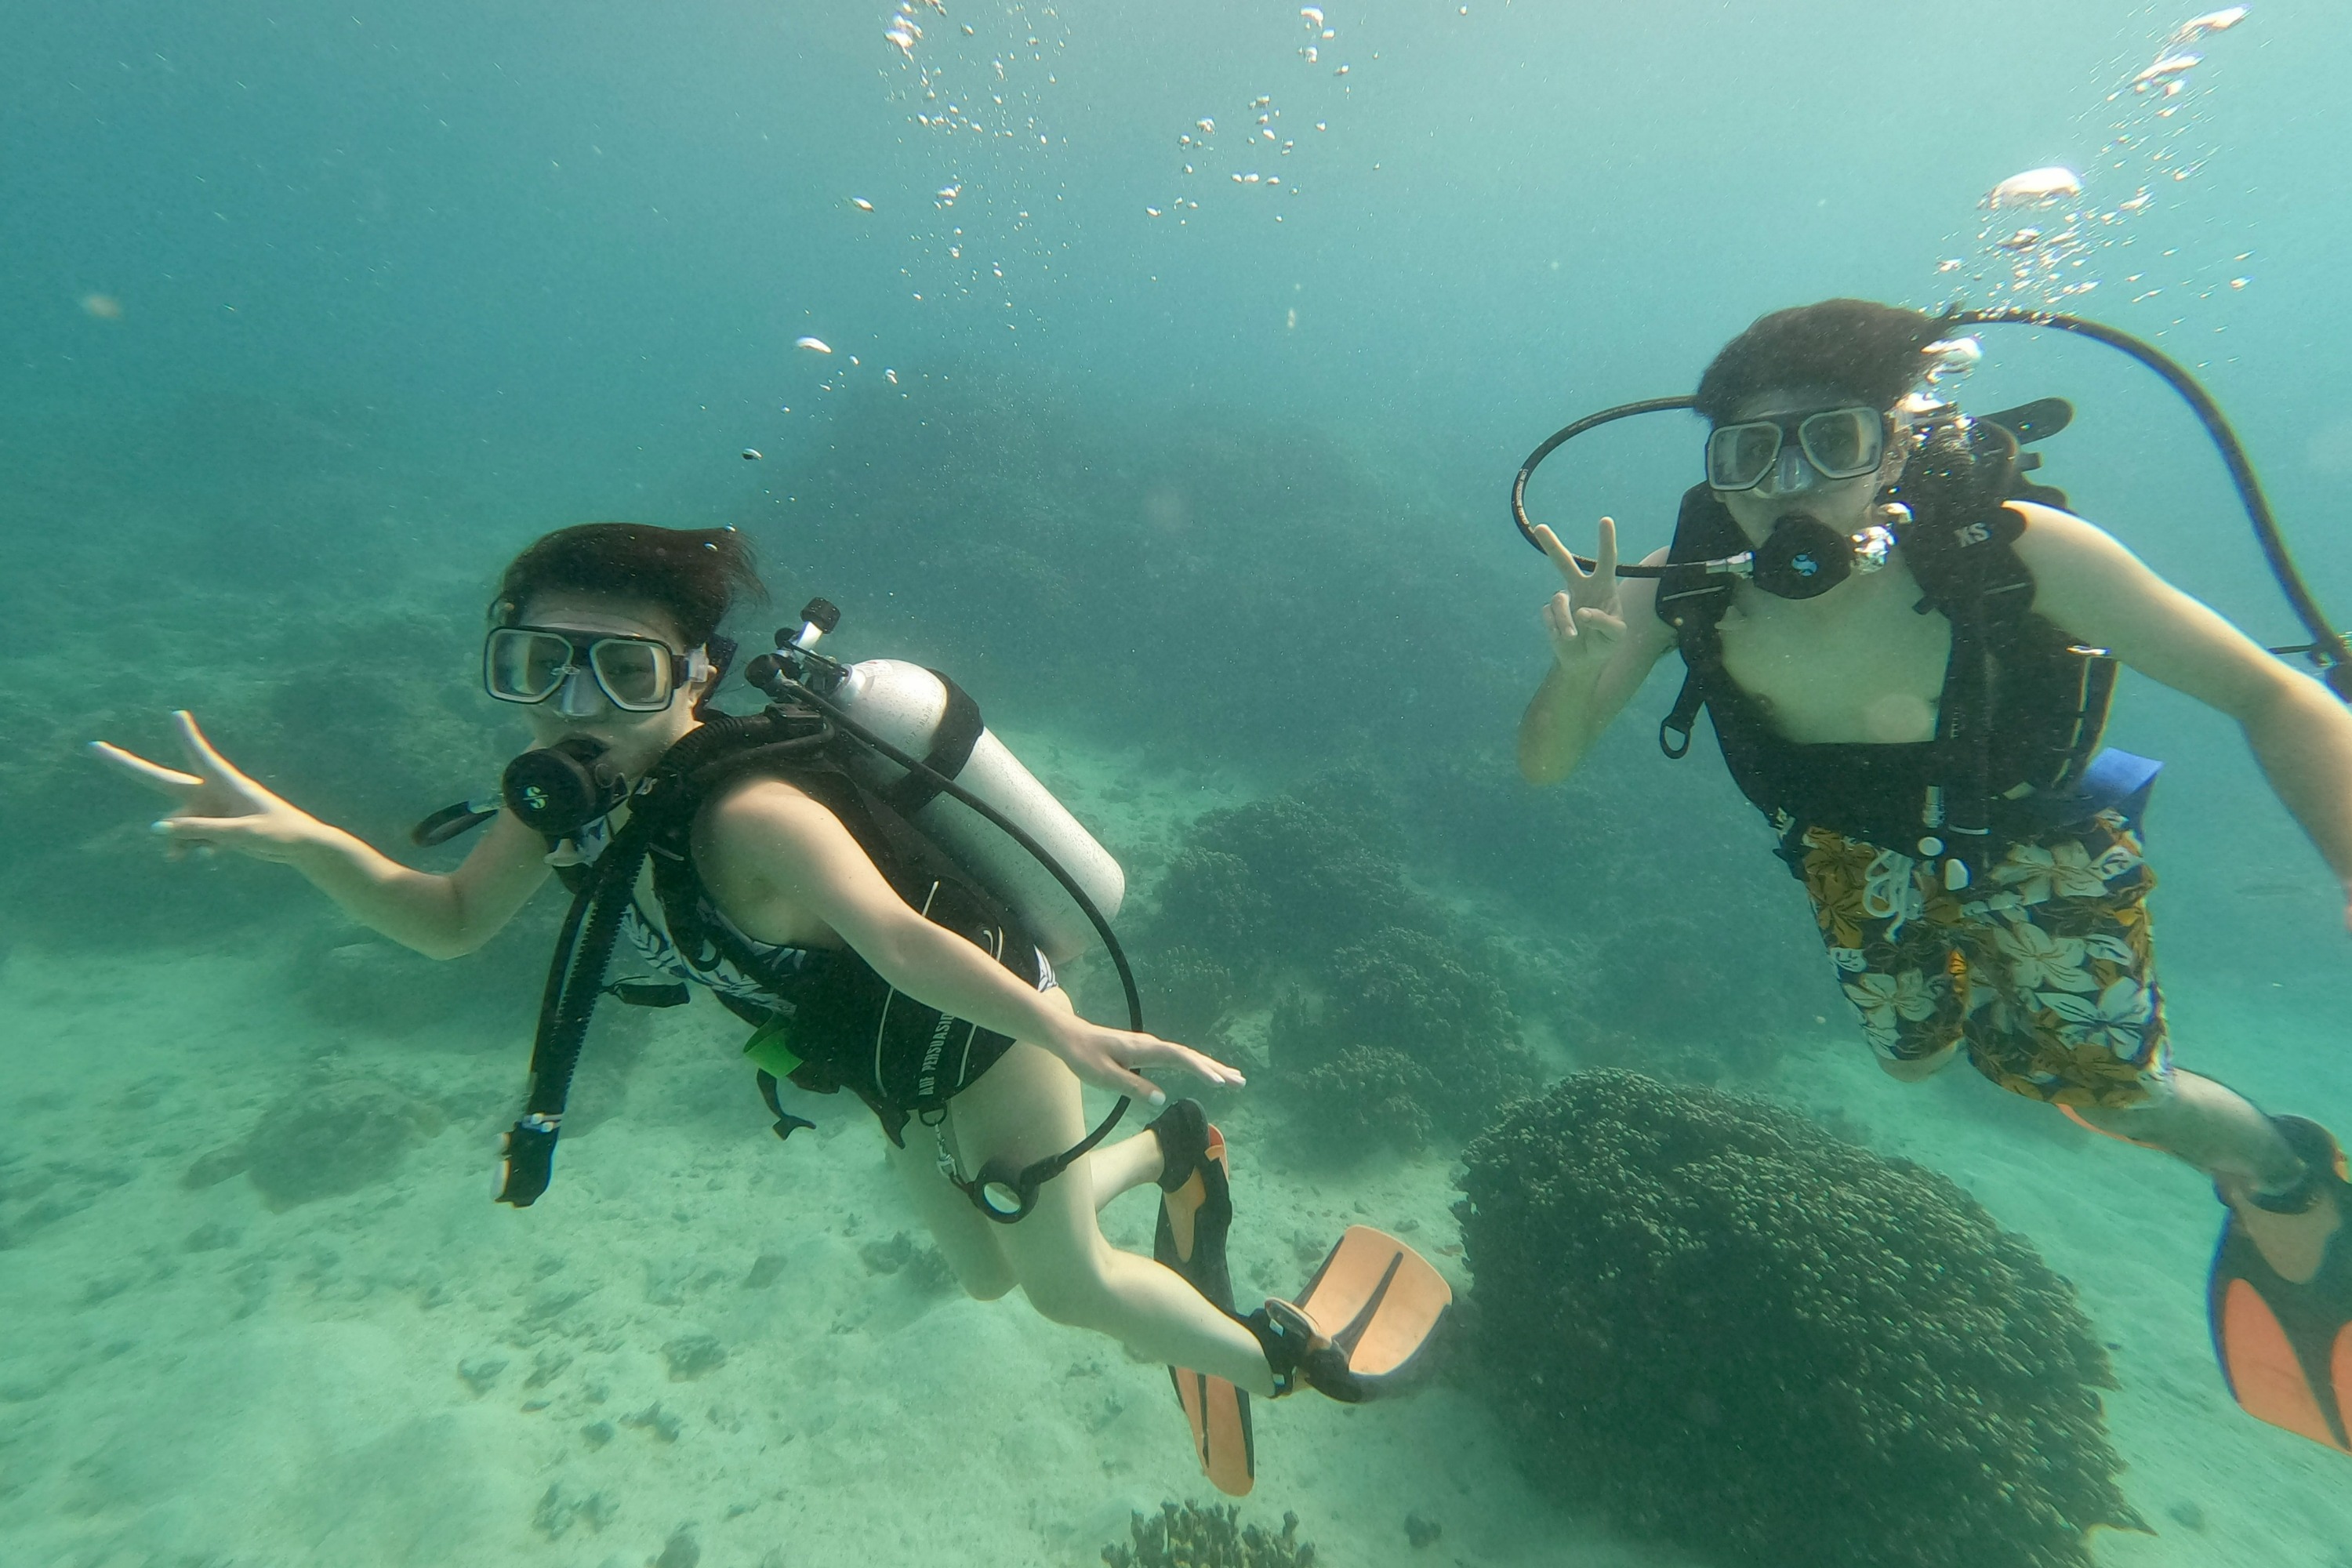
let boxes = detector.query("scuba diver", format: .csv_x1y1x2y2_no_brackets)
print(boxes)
1512,299,2352,1457
89,522,1449,1496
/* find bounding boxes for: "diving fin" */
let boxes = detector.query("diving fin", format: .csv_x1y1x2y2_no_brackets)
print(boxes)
2209,1116,2352,1455
1249,1225,1452,1403
1152,1102,1255,1497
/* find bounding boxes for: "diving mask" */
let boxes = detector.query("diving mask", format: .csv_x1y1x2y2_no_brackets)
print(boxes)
485,626,708,714
1706,405,1889,493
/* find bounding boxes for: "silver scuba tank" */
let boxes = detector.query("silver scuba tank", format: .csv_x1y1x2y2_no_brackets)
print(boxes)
813,657,1124,965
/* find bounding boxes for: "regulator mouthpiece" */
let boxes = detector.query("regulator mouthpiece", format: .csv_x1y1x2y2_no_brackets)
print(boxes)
501,736,629,838
1749,514,1893,600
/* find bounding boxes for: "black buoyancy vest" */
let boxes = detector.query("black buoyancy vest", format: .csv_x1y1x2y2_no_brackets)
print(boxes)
645,705,1039,1029
530,704,1038,1141
1652,415,2117,877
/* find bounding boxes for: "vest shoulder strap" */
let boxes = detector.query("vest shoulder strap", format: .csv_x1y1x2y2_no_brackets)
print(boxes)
636,704,1027,984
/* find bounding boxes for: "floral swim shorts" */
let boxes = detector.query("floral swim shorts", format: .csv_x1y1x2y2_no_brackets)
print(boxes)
1796,808,2170,1108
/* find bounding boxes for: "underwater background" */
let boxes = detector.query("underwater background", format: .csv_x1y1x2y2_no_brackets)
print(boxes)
5,2,2351,1564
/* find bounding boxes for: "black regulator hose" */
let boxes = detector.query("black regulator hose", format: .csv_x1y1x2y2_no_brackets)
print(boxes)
1944,307,2352,697
497,809,654,1207
1509,308,2352,699
1510,394,1693,557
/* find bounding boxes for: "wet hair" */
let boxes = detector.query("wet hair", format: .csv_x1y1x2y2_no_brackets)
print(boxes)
1693,299,1951,425
492,523,765,648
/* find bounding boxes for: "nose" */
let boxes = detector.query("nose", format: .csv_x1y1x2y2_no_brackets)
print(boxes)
1761,441,1817,496
554,666,608,718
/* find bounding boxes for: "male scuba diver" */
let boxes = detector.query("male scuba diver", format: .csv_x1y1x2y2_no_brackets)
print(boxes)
1515,299,2352,1456
91,522,1448,1496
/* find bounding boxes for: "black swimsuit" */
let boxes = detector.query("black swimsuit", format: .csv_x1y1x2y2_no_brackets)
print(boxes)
572,814,1057,1139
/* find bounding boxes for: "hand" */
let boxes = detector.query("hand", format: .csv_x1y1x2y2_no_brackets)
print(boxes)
1045,1013,1248,1106
89,711,326,864
1534,518,1626,673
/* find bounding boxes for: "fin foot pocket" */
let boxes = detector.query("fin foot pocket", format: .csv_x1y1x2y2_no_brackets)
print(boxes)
2210,1117,2352,1454
1153,1111,1253,1496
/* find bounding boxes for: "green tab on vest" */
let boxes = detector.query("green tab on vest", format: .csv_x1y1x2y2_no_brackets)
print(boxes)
742,1017,804,1078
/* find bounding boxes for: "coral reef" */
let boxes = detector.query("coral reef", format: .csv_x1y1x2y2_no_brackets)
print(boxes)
1400,756,1838,1081
1102,1501,1316,1568
1135,788,1541,1153
1133,942,1240,1050
1293,1044,1438,1152
1458,1070,2142,1568
1274,928,1540,1151
1150,786,1430,982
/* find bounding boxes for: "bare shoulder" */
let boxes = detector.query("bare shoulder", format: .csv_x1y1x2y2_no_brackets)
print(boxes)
2007,499,2138,565
2004,499,2161,625
695,774,839,862
2003,500,2287,707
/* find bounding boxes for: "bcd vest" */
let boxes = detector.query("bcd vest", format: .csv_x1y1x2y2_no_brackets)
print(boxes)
1652,415,2117,884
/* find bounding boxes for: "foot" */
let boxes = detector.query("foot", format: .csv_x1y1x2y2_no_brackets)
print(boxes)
2209,1116,2352,1455
2220,1116,2348,1284
1242,1298,1367,1403
1147,1097,1213,1194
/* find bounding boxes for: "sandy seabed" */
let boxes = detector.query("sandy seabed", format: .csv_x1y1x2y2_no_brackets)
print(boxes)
4,746,2348,1568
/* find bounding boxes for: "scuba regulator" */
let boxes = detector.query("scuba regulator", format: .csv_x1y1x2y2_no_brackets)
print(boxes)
407,736,630,850
500,735,632,840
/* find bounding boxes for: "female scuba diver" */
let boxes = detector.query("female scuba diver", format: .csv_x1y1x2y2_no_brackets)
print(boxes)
90,522,1446,1496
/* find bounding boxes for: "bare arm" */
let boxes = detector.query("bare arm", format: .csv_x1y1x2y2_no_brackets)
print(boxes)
1516,518,1676,785
90,711,552,959
695,780,1243,1102
2016,503,2352,911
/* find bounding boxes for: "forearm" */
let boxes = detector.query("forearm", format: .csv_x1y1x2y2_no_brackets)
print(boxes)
2242,673,2352,887
861,913,1073,1044
1518,661,1609,786
283,822,502,959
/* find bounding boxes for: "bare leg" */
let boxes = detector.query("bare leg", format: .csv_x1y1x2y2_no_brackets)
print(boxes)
938,1012,1277,1396
2071,1068,2306,1192
1087,1127,1169,1214
883,1127,1016,1301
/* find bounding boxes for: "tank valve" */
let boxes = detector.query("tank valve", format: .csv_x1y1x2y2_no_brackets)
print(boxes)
788,597,843,652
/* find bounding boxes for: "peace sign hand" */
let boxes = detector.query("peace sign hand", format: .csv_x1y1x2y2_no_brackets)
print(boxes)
1534,517,1625,673
89,711,326,864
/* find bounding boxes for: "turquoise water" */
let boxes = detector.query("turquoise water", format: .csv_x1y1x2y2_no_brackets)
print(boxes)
5,3,2351,1564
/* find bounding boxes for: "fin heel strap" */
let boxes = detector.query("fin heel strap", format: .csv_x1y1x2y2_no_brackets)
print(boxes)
1240,1300,1366,1403
2244,1116,2349,1216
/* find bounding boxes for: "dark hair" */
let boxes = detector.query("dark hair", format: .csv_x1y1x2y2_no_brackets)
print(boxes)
1693,299,1950,425
493,523,765,648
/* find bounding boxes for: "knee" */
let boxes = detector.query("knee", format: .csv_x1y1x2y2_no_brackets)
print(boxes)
956,1265,1018,1303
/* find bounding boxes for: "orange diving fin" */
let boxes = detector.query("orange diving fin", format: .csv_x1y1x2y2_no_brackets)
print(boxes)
1254,1225,1453,1403
1152,1105,1255,1496
2208,1116,2352,1456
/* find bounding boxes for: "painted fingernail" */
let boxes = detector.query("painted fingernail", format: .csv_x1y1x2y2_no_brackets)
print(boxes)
151,821,173,835
1146,1088,1167,1107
